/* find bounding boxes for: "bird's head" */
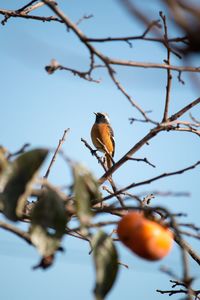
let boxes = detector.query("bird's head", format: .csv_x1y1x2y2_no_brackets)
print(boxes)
94,112,110,124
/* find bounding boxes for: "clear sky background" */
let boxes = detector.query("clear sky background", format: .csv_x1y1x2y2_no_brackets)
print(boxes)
0,1,200,299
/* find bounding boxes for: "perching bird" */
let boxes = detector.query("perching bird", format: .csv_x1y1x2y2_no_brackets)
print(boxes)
91,112,115,169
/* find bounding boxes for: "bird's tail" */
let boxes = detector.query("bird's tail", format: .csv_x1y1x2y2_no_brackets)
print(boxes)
105,153,113,170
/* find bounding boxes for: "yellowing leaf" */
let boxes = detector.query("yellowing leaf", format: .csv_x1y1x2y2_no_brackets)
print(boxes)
72,163,101,226
30,225,61,257
0,148,9,210
30,185,67,258
0,149,48,221
0,146,8,178
92,231,119,300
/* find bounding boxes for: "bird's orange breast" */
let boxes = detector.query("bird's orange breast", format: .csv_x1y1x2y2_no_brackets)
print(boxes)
91,123,114,156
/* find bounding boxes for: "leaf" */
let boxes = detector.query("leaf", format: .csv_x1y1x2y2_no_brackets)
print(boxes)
92,231,119,300
0,148,9,210
0,149,48,221
72,163,101,226
30,185,67,260
0,146,8,177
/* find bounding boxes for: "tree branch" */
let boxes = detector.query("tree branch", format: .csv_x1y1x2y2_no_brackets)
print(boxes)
99,97,200,183
44,129,70,179
0,8,63,25
160,12,173,122
128,157,156,168
0,221,32,245
101,161,200,202
168,97,200,122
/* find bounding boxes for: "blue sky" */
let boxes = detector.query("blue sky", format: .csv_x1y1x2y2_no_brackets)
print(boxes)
0,1,200,299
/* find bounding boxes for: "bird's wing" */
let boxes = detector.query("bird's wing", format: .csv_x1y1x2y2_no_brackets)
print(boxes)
109,125,115,157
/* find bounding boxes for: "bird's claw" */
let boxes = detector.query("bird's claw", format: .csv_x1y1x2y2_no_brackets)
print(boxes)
91,149,97,156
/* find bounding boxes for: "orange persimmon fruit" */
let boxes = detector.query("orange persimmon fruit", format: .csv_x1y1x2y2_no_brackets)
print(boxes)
117,212,173,261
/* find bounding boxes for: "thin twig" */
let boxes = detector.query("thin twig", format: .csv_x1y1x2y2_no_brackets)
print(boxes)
128,156,156,168
179,230,200,240
7,143,30,160
81,138,106,170
0,8,63,25
175,236,200,267
18,1,45,14
107,57,200,73
16,0,39,12
44,129,70,179
45,59,101,83
76,14,93,26
106,65,158,124
168,97,200,122
0,221,32,245
179,223,200,232
137,190,190,197
160,12,173,122
86,35,187,45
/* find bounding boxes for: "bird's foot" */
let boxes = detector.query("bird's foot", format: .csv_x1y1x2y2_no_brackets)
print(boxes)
91,149,97,156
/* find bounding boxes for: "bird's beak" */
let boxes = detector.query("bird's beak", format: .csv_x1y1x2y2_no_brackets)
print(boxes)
93,112,97,116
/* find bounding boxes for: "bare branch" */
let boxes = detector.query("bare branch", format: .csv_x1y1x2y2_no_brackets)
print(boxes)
72,34,188,45
157,288,192,297
160,265,178,279
106,66,158,124
128,156,156,168
101,161,200,202
19,1,45,14
175,229,200,265
0,8,63,25
179,223,200,232
169,126,200,137
0,221,32,245
99,127,160,184
180,230,200,240
76,14,93,26
44,129,70,179
7,143,30,160
81,138,107,172
169,97,200,121
157,280,200,299
137,190,190,197
189,112,200,125
118,0,161,34
86,19,164,45
107,57,200,73
45,59,101,83
160,12,173,122
177,71,185,84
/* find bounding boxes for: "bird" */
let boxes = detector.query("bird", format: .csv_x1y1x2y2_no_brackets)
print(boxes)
91,112,115,169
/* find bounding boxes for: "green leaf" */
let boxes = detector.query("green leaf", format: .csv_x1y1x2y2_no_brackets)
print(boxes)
92,231,119,300
72,163,101,226
30,185,67,258
0,149,48,221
